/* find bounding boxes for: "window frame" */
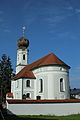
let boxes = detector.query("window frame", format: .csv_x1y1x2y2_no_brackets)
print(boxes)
39,79,43,93
23,54,25,60
60,78,64,92
26,93,30,98
26,80,30,87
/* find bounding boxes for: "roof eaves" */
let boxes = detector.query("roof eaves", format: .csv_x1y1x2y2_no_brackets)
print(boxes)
31,64,70,71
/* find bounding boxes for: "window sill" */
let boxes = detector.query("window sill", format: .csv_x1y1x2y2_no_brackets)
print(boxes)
27,86,31,88
26,97,31,99
60,91,65,92
39,91,43,93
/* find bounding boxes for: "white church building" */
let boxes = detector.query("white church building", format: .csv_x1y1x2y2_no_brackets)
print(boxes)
7,34,70,100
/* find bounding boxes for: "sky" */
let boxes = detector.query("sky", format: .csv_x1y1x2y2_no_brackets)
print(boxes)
0,0,80,88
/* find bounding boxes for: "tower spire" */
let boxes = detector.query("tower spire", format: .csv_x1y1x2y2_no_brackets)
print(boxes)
22,26,26,36
16,27,29,73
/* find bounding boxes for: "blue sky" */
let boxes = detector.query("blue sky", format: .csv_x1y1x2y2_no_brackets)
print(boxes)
0,0,80,88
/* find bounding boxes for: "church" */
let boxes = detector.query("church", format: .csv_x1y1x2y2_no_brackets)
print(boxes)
7,33,70,100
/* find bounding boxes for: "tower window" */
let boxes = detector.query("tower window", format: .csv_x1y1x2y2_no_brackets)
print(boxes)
60,78,64,92
26,80,30,87
23,54,25,60
39,79,43,92
26,93,30,98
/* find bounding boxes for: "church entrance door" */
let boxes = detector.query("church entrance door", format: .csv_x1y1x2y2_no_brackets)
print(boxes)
36,96,41,100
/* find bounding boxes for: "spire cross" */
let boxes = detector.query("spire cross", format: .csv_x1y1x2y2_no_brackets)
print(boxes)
22,26,26,36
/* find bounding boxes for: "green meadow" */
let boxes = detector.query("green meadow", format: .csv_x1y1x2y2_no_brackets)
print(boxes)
4,114,80,120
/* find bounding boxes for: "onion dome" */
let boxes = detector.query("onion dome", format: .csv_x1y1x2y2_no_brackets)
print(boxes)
17,36,29,48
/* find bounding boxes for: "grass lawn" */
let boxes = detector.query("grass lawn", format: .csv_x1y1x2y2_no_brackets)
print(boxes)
4,114,80,120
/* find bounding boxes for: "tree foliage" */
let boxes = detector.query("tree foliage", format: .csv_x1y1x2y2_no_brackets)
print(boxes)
0,54,13,102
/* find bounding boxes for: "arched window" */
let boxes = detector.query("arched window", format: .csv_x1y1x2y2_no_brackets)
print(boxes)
60,78,64,92
23,54,25,60
39,79,43,92
26,93,30,98
26,80,30,87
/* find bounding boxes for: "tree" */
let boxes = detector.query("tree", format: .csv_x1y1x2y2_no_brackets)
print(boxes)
0,54,13,102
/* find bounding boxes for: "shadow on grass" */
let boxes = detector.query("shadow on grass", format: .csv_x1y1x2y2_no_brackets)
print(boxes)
3,109,58,120
4,114,58,120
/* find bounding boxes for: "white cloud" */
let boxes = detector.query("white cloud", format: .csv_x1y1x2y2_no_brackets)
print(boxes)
4,29,11,33
66,7,80,14
66,6,74,10
65,5,80,15
44,14,66,27
75,9,80,13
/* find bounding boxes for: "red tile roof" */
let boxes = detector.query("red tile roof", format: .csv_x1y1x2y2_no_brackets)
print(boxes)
7,99,80,104
13,53,70,80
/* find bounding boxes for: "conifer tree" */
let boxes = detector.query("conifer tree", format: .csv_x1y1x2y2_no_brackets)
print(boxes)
0,54,13,102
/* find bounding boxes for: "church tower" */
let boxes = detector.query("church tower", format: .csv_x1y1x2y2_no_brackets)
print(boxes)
16,28,29,74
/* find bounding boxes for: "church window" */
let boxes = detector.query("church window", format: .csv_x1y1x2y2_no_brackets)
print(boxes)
60,78,64,92
39,79,43,92
60,67,62,71
26,80,30,87
23,54,25,60
26,93,30,98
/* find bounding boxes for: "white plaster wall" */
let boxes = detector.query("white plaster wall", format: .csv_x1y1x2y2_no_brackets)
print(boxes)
76,95,80,99
16,48,29,74
16,66,25,74
7,102,80,116
52,71,70,99
22,78,36,99
11,79,22,99
33,66,70,100
11,65,70,100
11,78,36,100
